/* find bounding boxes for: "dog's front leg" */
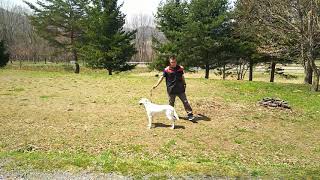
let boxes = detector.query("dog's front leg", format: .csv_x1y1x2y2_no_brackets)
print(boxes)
171,121,175,129
147,114,152,129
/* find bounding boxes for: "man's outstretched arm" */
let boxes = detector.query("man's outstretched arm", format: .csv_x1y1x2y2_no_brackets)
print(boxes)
152,75,164,89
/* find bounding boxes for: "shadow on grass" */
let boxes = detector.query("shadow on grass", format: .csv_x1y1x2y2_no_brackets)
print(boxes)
179,114,211,123
153,123,185,129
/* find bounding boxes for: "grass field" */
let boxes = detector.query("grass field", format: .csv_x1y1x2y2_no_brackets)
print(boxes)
0,63,319,178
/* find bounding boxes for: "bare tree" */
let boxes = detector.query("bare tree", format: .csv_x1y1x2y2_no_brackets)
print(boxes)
0,1,69,64
239,0,320,90
126,14,155,62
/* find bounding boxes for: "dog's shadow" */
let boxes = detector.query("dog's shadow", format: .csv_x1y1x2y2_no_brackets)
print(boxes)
179,114,211,123
153,123,185,129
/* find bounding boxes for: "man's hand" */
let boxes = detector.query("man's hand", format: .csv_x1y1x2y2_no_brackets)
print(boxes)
153,75,164,90
184,84,187,89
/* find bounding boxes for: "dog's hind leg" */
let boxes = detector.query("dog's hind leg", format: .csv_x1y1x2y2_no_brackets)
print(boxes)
166,111,175,129
147,114,152,129
173,109,179,120
171,120,175,129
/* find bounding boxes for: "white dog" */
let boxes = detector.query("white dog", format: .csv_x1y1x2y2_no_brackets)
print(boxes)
139,98,179,129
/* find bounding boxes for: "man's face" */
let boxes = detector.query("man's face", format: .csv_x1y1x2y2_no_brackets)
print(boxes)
169,59,177,68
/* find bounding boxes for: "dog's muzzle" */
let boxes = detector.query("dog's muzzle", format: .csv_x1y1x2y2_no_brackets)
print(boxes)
139,103,143,105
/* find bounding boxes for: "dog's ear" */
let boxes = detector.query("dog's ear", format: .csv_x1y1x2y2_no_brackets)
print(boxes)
139,98,145,102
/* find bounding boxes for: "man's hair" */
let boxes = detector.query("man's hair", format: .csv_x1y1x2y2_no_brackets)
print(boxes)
169,55,176,61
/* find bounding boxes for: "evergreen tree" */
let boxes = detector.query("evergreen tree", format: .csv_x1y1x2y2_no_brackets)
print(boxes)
230,5,261,81
151,0,189,71
180,0,230,79
24,0,87,73
81,0,136,75
0,40,9,68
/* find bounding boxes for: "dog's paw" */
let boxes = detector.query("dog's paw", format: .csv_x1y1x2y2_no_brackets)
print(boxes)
170,126,175,130
147,125,152,129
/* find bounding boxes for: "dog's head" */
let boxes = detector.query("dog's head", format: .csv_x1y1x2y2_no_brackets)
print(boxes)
139,98,150,105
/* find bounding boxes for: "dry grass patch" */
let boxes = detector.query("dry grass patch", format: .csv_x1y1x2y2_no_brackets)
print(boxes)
0,69,319,178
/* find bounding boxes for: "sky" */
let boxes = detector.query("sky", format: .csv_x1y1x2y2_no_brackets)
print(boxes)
6,0,235,20
5,0,162,18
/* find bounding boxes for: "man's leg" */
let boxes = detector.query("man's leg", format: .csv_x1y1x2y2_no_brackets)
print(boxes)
168,93,176,107
177,93,194,120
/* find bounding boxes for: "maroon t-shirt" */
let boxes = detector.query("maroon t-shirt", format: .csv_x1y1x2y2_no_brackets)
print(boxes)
163,65,185,94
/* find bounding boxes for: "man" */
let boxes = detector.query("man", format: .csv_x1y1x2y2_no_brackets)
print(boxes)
152,55,195,121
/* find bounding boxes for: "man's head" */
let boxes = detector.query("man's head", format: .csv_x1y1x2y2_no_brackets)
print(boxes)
169,55,177,68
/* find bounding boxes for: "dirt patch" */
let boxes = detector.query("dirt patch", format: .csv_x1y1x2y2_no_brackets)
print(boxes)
0,70,319,178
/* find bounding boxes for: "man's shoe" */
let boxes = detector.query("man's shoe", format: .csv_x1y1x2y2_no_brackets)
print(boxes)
188,114,195,121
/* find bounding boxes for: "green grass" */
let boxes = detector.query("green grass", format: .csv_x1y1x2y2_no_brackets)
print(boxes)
0,67,319,178
219,80,316,105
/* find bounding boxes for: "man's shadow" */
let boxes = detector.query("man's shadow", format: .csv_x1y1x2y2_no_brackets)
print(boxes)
179,114,211,123
153,123,185,129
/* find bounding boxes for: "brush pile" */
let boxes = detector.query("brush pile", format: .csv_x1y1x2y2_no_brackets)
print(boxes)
259,97,291,109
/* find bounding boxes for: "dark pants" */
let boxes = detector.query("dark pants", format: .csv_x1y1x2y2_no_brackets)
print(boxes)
168,92,193,115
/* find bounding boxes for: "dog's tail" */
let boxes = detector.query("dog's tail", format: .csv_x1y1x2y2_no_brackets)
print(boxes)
173,109,179,120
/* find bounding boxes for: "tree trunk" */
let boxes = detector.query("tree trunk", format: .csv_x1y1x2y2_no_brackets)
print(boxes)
295,0,312,84
75,63,80,74
270,61,276,83
205,63,210,79
311,70,319,91
72,49,79,74
19,59,22,69
308,50,319,91
222,64,226,80
308,0,319,91
108,68,112,75
240,65,243,80
302,43,313,84
304,62,313,84
249,59,253,81
237,64,241,80
71,29,80,74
